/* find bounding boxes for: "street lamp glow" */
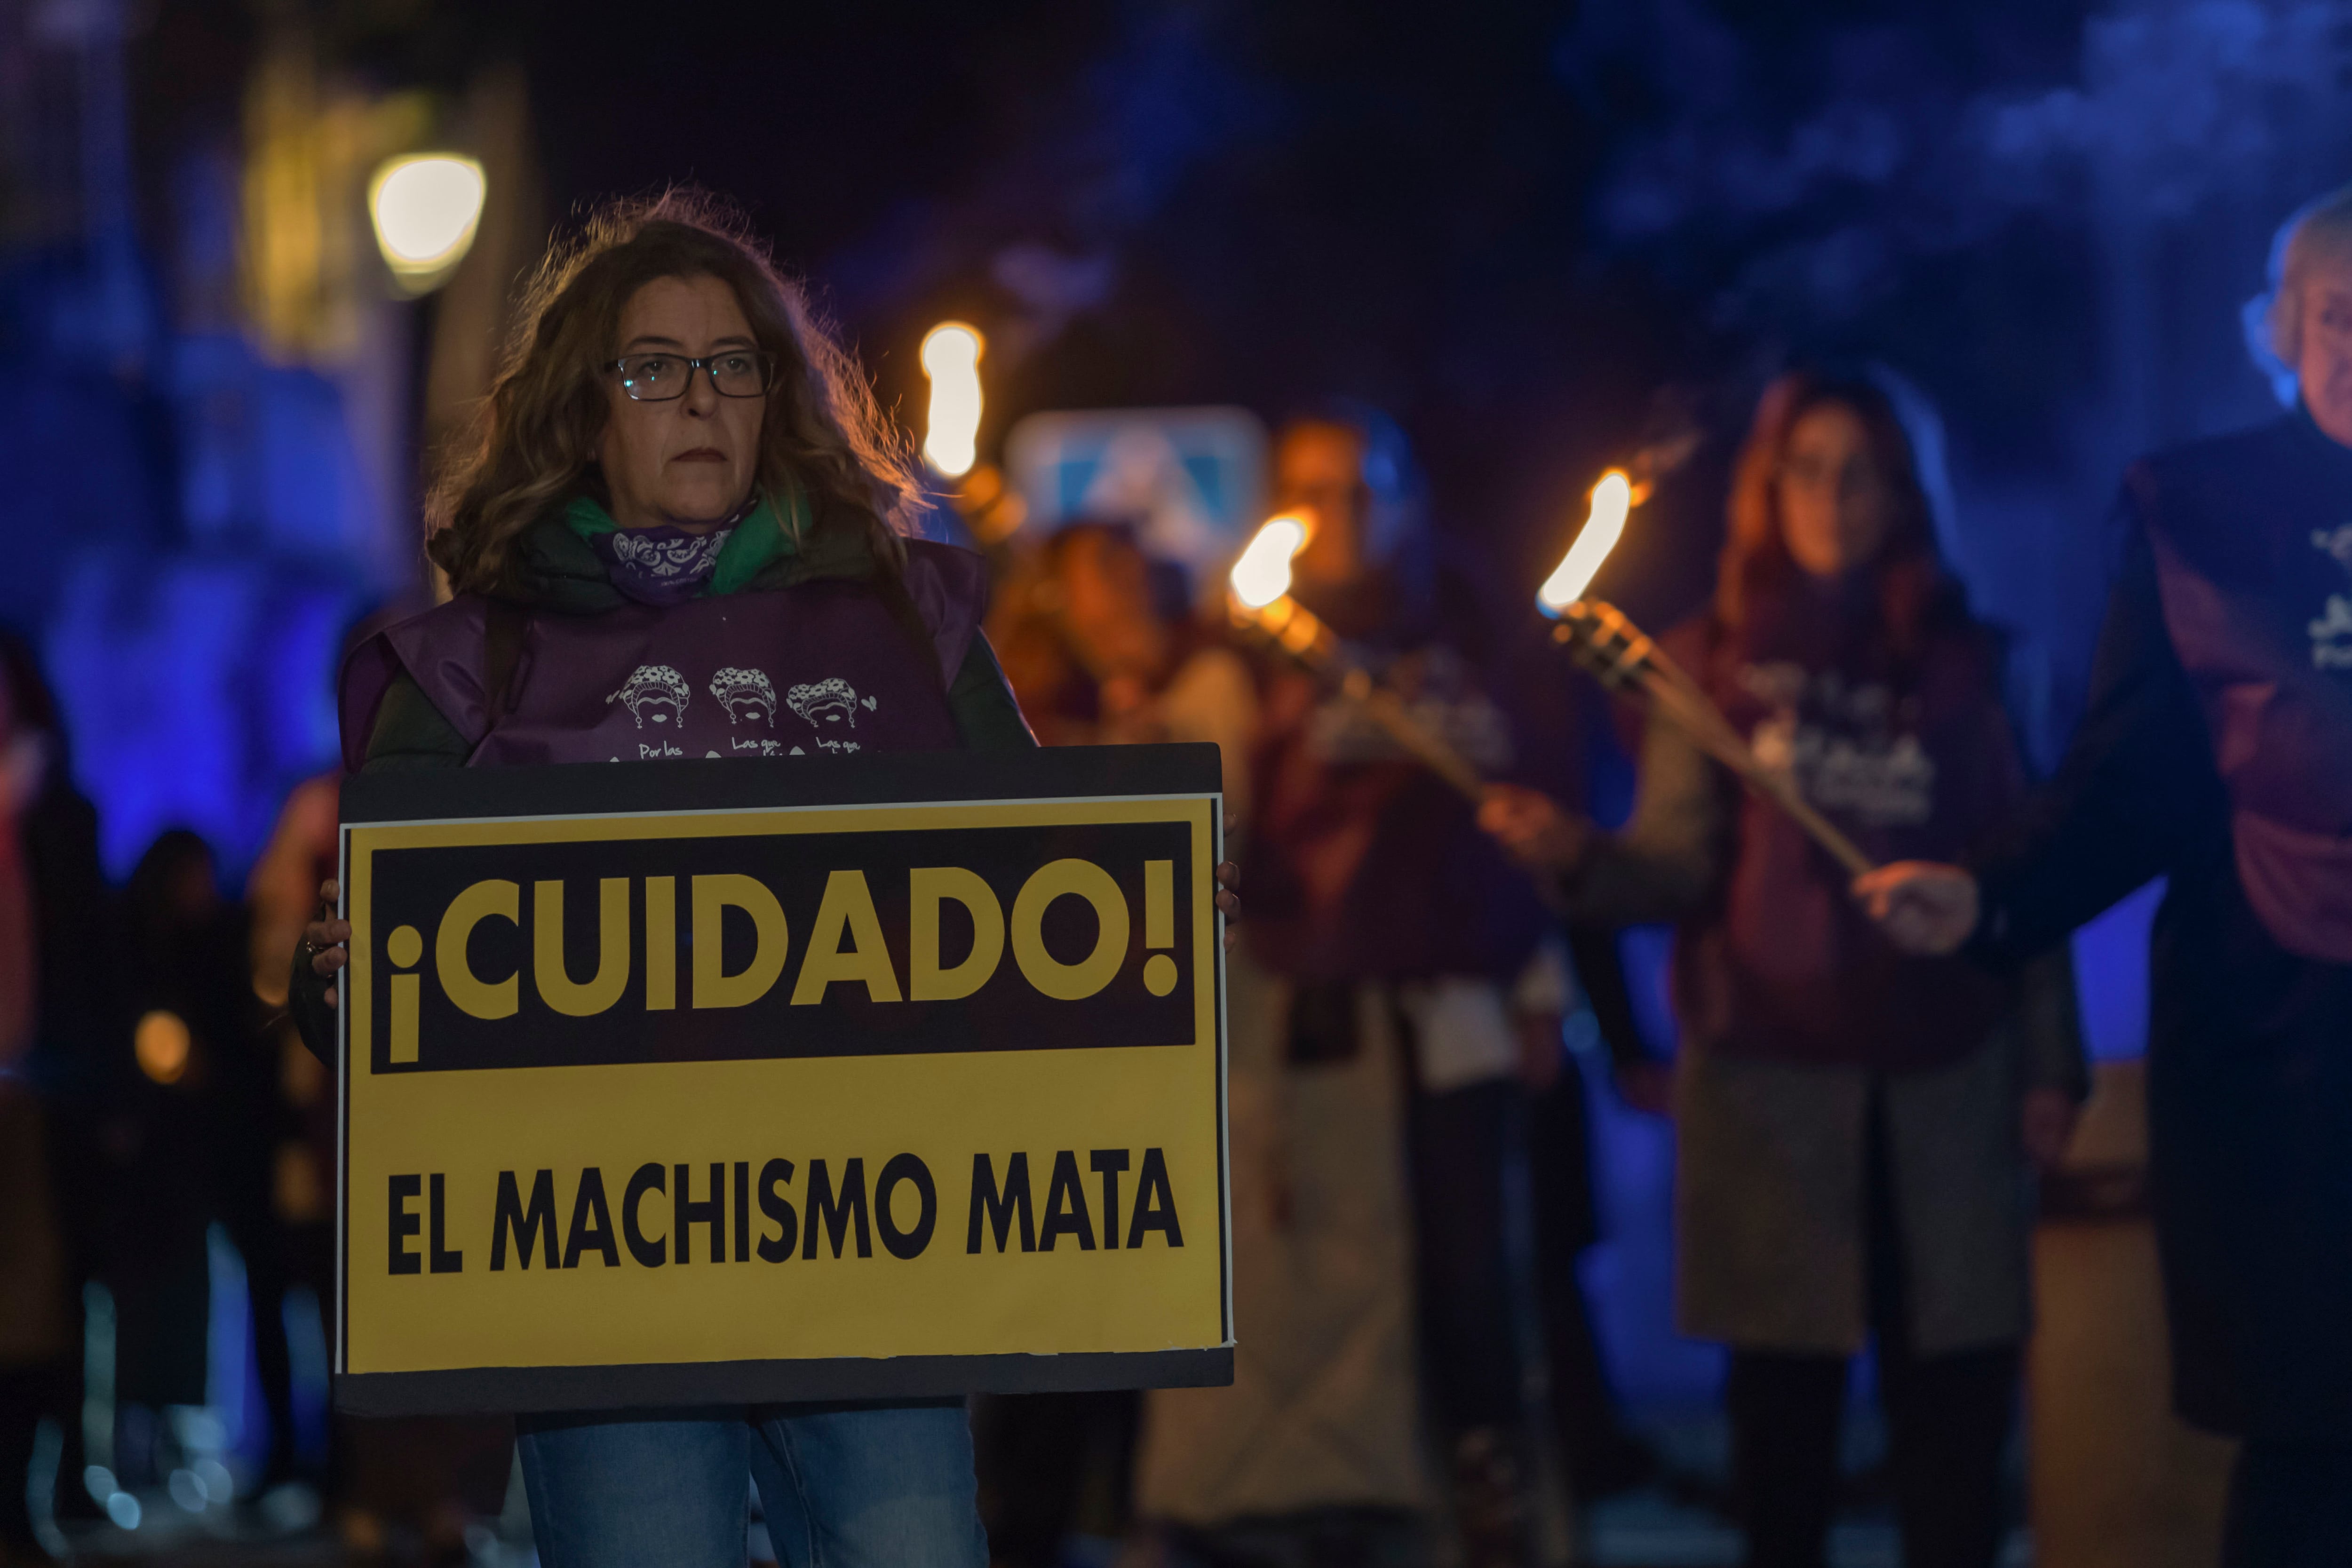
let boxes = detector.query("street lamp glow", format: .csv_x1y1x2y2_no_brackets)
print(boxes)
1537,469,1634,615
135,1010,190,1085
368,154,486,291
1228,514,1311,610
920,322,985,478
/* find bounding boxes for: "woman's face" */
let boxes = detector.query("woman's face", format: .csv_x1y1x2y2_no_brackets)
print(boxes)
2296,259,2352,447
1058,531,1168,680
1776,401,1896,579
1274,422,1369,588
598,274,766,530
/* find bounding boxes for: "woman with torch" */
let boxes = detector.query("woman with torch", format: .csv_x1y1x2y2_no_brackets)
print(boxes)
1164,407,1597,1567
1481,371,2084,1568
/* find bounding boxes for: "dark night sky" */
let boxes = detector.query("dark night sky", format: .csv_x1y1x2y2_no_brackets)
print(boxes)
519,1,1700,569
506,0,2108,616
138,0,2295,658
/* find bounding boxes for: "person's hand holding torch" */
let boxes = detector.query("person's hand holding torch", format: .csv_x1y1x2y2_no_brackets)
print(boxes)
1226,512,1490,801
1531,470,1881,880
1853,861,1981,954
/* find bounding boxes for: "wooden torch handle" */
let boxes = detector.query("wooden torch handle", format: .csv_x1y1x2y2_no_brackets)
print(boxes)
1342,670,1489,804
1554,605,1879,878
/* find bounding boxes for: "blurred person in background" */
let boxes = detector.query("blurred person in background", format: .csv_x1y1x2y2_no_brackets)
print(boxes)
1484,369,2085,1568
155,821,316,1503
1518,904,1672,1509
1860,185,2352,1567
987,520,1256,812
0,635,114,1551
0,634,108,1562
251,606,520,1561
985,531,1099,749
976,521,1255,1568
246,602,431,1536
111,831,252,1489
248,742,345,1302
1158,406,1573,1567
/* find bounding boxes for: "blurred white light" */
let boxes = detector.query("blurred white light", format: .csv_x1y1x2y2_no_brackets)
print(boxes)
105,1490,141,1529
920,323,984,478
195,1457,236,1507
1229,514,1310,610
1537,470,1634,614
368,154,486,292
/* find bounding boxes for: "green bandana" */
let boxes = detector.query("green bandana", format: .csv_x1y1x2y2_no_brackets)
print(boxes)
561,486,808,598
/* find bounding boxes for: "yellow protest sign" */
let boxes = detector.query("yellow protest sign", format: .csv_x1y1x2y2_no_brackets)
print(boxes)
334,746,1229,1414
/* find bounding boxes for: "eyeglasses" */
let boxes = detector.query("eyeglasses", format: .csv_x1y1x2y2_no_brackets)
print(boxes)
606,351,776,402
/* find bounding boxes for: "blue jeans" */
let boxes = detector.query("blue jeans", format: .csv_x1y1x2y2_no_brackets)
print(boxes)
517,1400,987,1568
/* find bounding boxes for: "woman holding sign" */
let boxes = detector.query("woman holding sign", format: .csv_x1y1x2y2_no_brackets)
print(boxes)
1480,371,2084,1568
293,192,1235,1568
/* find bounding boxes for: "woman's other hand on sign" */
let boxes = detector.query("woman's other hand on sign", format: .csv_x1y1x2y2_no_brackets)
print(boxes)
1852,860,1979,956
1216,861,1241,949
305,878,351,1008
1477,783,1593,876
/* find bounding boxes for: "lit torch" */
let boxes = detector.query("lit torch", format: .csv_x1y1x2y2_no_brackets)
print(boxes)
1541,471,1877,876
921,323,984,479
1226,513,1489,802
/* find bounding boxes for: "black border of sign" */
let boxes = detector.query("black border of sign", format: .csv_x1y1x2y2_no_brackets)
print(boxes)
334,742,1230,1417
338,743,1221,825
338,1349,1237,1418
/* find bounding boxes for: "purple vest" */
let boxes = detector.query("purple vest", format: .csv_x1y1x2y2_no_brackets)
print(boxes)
2141,426,2352,963
340,541,985,769
1679,591,2021,1071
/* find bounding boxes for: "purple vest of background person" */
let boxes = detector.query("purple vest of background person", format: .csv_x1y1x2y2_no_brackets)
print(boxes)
2141,431,2352,963
1971,408,2352,1446
1677,579,2024,1073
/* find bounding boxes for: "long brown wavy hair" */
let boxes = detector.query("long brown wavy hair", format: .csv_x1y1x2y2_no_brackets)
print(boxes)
1716,368,1954,659
426,190,920,596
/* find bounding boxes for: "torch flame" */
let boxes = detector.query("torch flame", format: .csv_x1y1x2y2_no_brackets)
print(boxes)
1536,469,1634,615
920,323,985,478
1229,513,1311,610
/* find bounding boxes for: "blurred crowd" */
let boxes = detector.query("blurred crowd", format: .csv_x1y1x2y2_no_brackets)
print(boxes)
0,622,512,1566
970,406,1680,1568
14,190,2352,1562
0,389,2072,1568
961,369,2102,1568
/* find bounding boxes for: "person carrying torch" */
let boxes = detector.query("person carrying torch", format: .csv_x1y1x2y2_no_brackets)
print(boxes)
1194,407,1616,1566
1481,370,2085,1568
1859,187,2352,1567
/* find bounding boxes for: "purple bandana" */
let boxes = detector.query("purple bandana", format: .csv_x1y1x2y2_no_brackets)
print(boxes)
590,523,737,605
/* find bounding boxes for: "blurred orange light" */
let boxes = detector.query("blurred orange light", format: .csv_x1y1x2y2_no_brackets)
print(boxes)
1536,470,1634,614
135,1010,191,1085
